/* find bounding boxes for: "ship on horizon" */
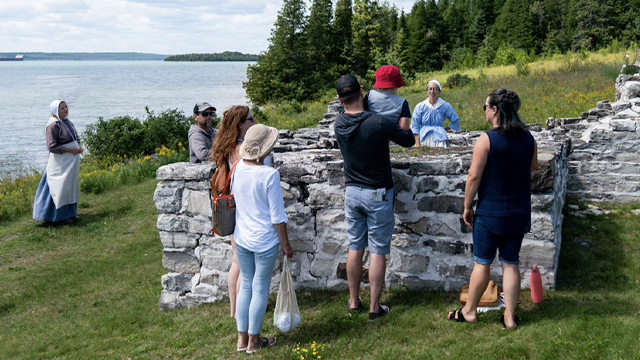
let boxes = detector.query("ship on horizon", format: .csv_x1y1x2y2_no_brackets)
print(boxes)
0,55,24,61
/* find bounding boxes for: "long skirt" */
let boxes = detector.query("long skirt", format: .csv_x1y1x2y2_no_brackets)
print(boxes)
420,133,451,148
32,171,77,222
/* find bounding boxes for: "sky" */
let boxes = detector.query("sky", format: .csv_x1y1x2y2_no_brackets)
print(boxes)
0,0,417,55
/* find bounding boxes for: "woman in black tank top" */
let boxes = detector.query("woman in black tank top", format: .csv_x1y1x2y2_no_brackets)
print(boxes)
447,89,538,330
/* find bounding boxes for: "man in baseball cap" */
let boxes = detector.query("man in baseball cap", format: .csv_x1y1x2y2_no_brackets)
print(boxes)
334,75,414,321
189,102,217,163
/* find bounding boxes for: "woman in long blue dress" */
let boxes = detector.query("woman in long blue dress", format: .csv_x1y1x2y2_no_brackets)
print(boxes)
33,100,83,224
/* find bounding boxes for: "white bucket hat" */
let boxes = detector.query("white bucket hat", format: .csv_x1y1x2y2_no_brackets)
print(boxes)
239,124,279,161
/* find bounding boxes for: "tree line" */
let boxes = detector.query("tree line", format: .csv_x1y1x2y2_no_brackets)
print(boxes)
164,52,258,62
244,0,640,105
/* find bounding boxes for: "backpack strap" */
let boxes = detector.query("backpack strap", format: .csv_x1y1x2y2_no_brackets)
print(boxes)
221,159,241,195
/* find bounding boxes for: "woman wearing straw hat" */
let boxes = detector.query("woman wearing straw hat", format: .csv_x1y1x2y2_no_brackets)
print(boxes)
410,79,461,147
33,100,83,224
232,124,293,353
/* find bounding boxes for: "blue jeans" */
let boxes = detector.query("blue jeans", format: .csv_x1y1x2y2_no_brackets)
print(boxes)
235,243,279,335
344,186,395,255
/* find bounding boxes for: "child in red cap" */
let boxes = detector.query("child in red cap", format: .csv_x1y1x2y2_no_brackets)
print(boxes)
364,65,411,131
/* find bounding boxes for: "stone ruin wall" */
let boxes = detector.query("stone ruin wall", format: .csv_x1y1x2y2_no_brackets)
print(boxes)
154,72,640,311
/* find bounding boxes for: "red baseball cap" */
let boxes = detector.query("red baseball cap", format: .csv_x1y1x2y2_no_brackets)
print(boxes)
373,65,406,89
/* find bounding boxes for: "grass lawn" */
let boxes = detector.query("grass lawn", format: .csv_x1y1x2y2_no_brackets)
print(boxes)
1,179,639,359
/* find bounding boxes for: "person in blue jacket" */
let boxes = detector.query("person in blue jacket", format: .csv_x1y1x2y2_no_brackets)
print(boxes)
447,88,538,330
410,79,461,147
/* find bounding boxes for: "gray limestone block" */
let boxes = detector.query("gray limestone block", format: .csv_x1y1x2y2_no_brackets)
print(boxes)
307,183,345,209
200,244,233,272
180,189,211,217
590,128,640,141
437,261,473,278
611,101,631,113
187,215,213,235
531,151,556,193
398,275,444,290
416,194,465,214
157,214,190,232
184,180,211,191
156,162,214,181
396,251,430,273
162,248,200,273
416,176,440,193
597,100,612,110
531,194,555,211
321,241,342,255
609,162,640,175
391,233,421,248
282,184,302,202
199,233,230,246
285,203,317,252
199,267,221,286
311,257,335,278
159,290,182,311
528,213,554,242
392,168,413,193
154,181,185,213
179,291,223,308
316,208,348,241
611,120,637,131
161,272,195,293
409,159,464,176
424,238,472,256
519,240,556,270
568,151,593,161
159,231,199,249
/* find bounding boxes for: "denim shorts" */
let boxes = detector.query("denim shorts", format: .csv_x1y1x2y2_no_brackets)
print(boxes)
344,186,395,255
472,215,525,265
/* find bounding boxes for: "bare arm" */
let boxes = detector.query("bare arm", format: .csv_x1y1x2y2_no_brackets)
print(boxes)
398,117,410,131
463,133,490,229
414,134,420,147
274,222,293,258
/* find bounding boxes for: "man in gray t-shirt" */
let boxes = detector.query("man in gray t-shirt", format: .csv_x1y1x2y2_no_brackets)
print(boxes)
188,101,216,163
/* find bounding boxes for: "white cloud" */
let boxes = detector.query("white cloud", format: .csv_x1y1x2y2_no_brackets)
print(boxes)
0,0,416,54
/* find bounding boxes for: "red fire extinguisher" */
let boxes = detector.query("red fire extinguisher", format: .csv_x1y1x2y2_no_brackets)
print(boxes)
530,264,544,303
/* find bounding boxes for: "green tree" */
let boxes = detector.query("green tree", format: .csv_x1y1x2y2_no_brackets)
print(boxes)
331,0,354,76
351,0,379,78
244,0,308,105
305,0,334,91
570,0,614,51
487,0,539,52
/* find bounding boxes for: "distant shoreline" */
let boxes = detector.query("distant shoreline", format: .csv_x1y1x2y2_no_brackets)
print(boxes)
0,51,259,61
0,52,167,61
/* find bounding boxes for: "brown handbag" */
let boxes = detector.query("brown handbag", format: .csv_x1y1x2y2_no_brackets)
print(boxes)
459,280,499,307
210,160,240,236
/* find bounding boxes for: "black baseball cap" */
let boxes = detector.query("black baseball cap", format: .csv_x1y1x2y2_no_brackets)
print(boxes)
336,75,361,98
194,102,216,114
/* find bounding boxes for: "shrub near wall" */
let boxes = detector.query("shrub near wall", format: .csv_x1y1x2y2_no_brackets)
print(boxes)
83,108,195,162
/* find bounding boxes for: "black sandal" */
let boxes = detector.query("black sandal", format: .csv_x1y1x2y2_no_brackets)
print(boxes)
501,315,520,330
447,307,475,323
348,297,363,315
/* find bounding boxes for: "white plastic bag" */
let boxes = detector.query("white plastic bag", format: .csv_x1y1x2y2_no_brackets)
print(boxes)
273,257,301,332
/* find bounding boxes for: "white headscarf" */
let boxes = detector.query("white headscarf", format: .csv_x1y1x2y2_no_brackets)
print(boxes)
50,100,63,120
427,80,442,91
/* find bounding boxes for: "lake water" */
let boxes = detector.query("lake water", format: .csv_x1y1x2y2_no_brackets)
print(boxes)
0,61,252,177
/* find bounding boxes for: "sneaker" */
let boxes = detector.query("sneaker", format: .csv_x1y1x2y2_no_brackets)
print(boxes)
369,304,389,321
348,297,363,316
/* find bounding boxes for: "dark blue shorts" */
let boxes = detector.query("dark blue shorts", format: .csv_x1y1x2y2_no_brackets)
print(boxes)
472,215,526,265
